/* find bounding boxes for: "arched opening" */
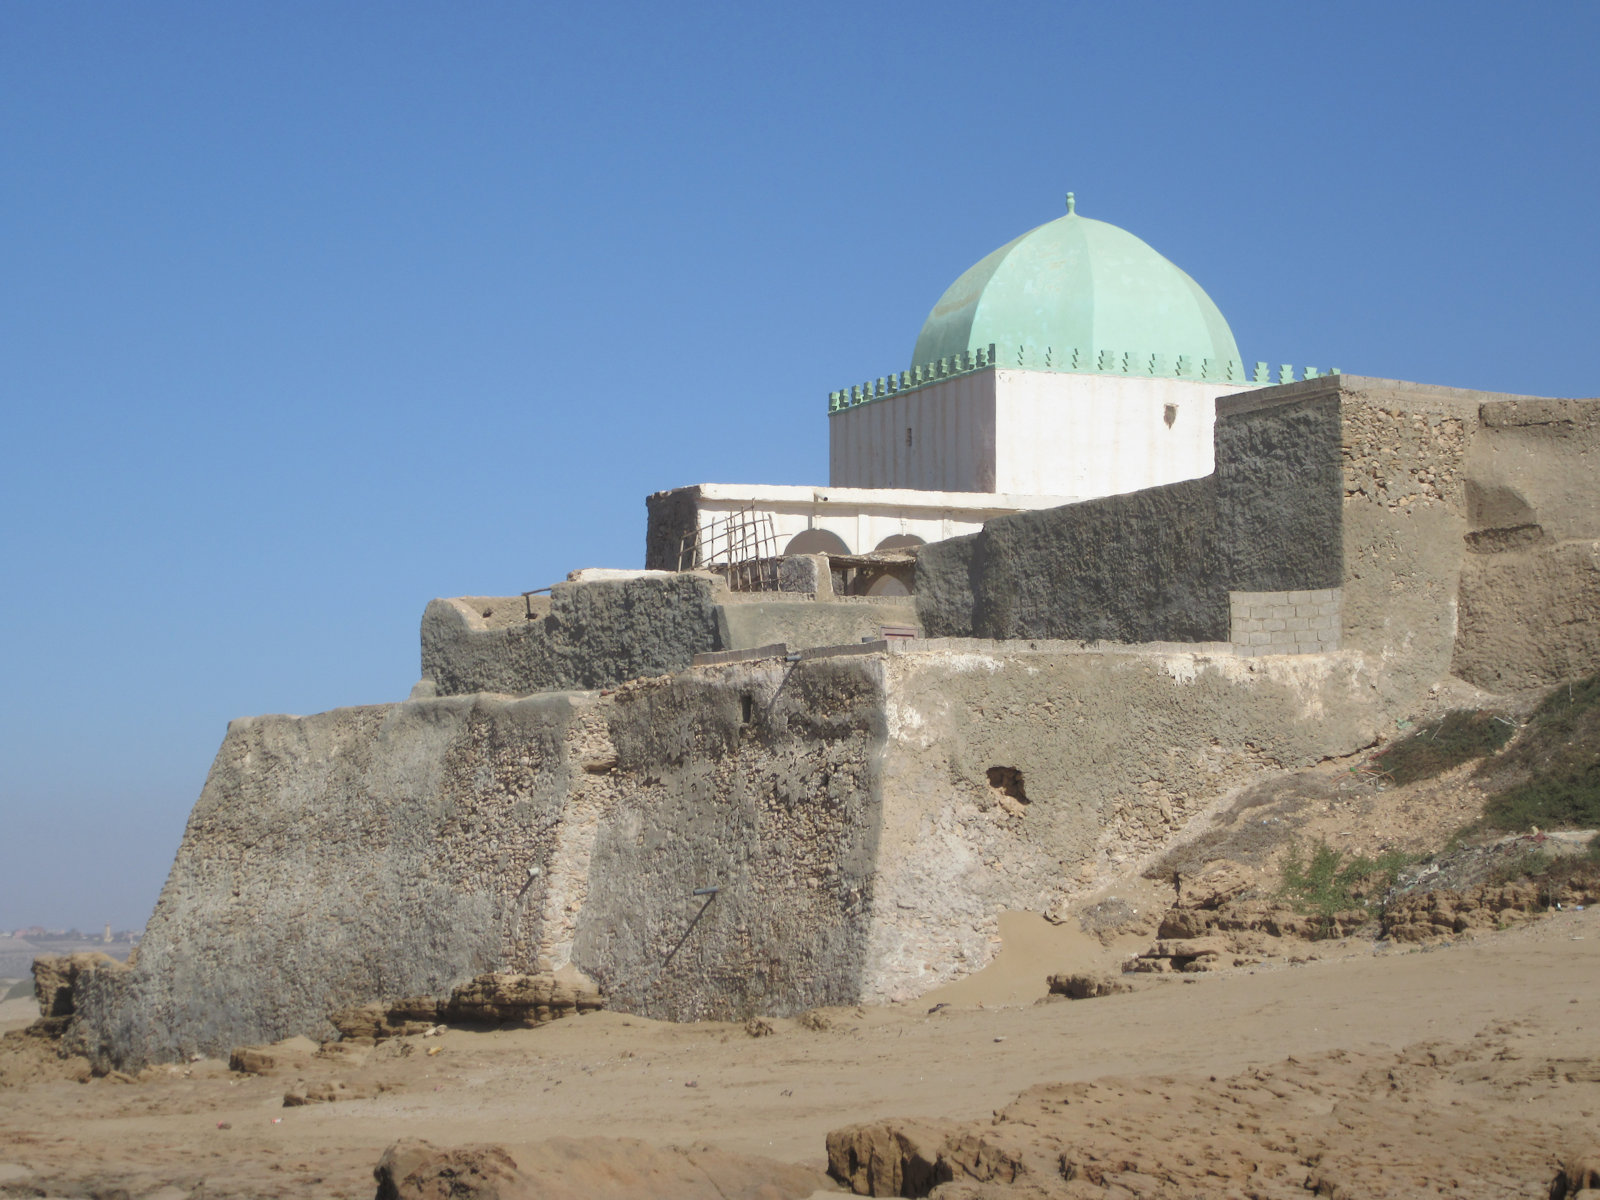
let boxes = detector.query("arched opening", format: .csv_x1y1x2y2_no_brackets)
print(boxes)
866,574,911,597
874,533,925,551
784,529,851,556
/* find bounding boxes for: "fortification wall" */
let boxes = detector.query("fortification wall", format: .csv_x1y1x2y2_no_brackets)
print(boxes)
68,376,1600,1068
73,636,1410,1067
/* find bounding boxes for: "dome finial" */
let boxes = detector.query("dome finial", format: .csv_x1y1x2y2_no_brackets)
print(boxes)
1065,192,1076,215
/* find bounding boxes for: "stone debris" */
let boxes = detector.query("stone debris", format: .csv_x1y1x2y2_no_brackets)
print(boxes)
1123,935,1262,974
1043,972,1130,1000
329,970,604,1043
283,1079,393,1107
227,1047,277,1075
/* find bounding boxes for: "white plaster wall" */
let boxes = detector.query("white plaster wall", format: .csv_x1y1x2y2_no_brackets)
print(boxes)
828,373,996,491
992,371,1243,497
829,369,1258,498
685,483,1075,556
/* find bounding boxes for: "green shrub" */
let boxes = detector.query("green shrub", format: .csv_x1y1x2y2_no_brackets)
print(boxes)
1370,710,1515,786
1279,839,1414,918
1480,775,1600,831
1475,672,1600,833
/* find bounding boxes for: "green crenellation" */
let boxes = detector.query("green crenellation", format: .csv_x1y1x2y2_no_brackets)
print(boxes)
827,347,1342,413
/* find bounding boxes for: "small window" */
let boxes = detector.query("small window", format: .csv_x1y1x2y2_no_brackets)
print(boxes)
1163,403,1178,428
905,426,914,448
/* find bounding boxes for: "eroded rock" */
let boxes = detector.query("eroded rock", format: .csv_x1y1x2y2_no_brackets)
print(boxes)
1044,972,1130,1000
1382,875,1600,942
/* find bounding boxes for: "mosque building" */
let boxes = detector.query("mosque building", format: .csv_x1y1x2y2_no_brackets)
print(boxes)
646,196,1334,581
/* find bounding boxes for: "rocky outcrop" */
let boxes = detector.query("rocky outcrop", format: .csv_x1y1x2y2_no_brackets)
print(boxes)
1156,897,1371,942
374,1136,829,1200
1381,874,1600,942
329,970,603,1041
827,1028,1577,1197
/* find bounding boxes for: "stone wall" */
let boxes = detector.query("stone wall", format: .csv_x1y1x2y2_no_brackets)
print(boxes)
421,574,723,696
1213,386,1343,591
70,693,604,1067
914,383,1346,646
714,596,917,654
644,487,702,572
1453,397,1600,689
423,575,919,698
571,658,886,1020
71,657,893,1065
865,639,1394,1001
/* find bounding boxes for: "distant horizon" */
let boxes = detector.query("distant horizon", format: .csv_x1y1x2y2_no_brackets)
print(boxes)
4,1,1597,931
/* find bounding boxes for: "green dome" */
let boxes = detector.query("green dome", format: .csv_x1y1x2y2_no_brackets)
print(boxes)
911,202,1242,373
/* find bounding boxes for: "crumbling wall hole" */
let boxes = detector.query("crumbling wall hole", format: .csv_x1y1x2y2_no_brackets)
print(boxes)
986,766,1028,803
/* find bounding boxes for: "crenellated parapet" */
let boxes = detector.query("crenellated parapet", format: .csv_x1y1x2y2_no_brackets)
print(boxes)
828,344,1342,413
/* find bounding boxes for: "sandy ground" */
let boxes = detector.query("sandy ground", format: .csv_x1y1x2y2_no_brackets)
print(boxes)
1,908,1597,1198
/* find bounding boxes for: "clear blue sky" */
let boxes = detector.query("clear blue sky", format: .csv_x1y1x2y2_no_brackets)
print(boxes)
2,2,1596,931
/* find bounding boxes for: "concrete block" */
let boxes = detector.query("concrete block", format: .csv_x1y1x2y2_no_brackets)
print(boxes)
1309,615,1332,631
1294,629,1319,645
1247,631,1272,646
1263,619,1286,632
1270,605,1296,620
1286,617,1309,632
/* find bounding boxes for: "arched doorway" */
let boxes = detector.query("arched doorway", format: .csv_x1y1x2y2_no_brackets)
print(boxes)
874,533,925,551
784,529,851,556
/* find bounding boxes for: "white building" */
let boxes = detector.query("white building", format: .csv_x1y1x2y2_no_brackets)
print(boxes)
647,196,1335,569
